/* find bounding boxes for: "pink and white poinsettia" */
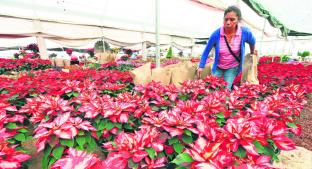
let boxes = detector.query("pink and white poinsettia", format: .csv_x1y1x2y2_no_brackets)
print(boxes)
262,119,296,150
34,112,96,152
200,91,229,117
40,95,72,116
140,156,167,169
19,96,45,123
51,148,100,169
0,102,17,114
78,95,110,119
185,136,233,169
224,118,266,156
0,142,31,169
103,126,167,166
142,110,168,128
162,109,198,137
61,80,82,94
101,101,137,123
233,155,275,169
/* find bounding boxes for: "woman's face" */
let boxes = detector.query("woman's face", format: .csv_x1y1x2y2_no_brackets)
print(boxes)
223,11,239,30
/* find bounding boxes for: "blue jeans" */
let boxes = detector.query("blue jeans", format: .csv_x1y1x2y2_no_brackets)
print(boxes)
212,66,239,90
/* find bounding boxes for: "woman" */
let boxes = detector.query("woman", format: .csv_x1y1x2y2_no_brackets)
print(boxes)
197,6,256,90
66,49,79,65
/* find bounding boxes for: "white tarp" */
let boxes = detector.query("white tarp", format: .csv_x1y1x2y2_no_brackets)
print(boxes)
0,0,280,40
0,0,310,56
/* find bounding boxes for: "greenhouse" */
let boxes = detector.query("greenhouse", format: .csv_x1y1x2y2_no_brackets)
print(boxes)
0,0,311,169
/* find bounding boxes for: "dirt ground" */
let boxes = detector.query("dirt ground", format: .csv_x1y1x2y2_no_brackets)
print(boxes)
293,94,312,151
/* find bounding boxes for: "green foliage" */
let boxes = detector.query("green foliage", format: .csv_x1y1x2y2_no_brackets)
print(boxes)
94,40,111,52
298,51,310,58
234,146,247,159
281,55,289,62
166,46,173,58
171,153,193,165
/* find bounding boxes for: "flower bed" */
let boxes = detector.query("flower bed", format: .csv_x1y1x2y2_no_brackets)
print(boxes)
0,66,307,168
259,56,281,64
258,62,312,93
0,58,52,75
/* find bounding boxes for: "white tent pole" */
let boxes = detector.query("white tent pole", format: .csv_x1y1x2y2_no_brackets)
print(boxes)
155,0,160,68
36,35,48,59
141,32,147,61
142,41,147,61
102,37,105,53
259,18,266,56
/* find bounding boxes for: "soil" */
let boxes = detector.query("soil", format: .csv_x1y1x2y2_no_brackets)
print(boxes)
292,94,312,151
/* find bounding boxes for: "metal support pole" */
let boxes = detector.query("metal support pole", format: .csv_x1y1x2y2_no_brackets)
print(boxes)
155,0,160,68
259,18,266,56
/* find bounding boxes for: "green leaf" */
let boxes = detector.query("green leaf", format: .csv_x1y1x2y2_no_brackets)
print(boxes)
264,146,279,162
73,92,79,97
42,145,52,169
76,136,86,147
128,159,139,169
8,94,19,101
145,147,156,159
18,128,29,133
6,138,16,144
5,122,18,129
253,141,268,154
95,117,101,124
85,134,91,143
60,139,74,147
172,153,193,165
216,118,225,126
105,121,115,130
48,157,57,168
182,135,193,144
97,120,106,130
14,133,26,141
115,123,122,129
234,146,246,159
76,146,84,151
176,167,187,169
15,146,27,153
287,122,297,128
124,124,133,130
157,152,166,158
215,112,224,118
168,137,179,145
30,93,38,97
173,143,185,154
78,131,85,136
88,137,97,150
52,146,64,159
151,106,160,111
66,92,72,97
183,129,192,136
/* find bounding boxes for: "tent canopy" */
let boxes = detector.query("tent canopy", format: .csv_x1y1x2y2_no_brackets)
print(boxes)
0,0,311,55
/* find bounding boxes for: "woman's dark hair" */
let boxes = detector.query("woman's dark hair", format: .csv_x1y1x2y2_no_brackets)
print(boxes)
224,6,242,21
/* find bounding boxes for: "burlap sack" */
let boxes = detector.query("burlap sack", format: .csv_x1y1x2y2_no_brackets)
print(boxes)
200,62,213,79
96,52,117,64
55,58,64,67
241,53,259,84
130,62,152,85
63,59,71,67
273,146,312,169
171,61,197,87
151,67,172,85
50,58,56,67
